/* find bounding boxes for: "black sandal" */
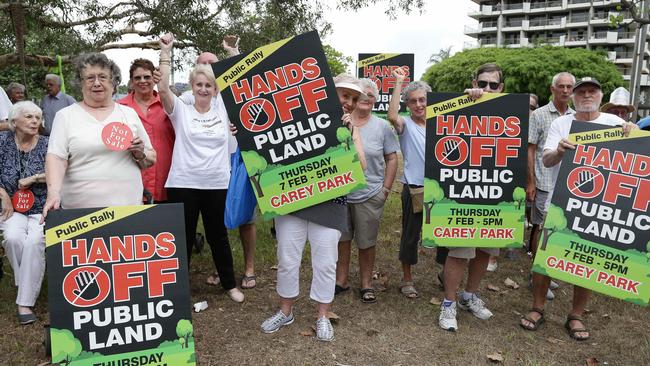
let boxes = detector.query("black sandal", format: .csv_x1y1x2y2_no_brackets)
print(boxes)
565,314,590,341
335,284,350,295
520,307,545,331
360,288,377,303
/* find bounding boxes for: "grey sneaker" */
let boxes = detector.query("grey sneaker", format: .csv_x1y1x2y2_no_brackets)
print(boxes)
261,310,294,333
316,316,334,342
438,302,458,331
458,293,493,320
549,280,560,290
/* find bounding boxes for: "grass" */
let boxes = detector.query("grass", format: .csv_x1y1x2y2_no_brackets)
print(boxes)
1,161,649,365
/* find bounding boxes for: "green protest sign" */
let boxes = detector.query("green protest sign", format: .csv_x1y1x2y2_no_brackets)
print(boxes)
45,204,196,365
533,122,650,306
421,92,528,248
212,31,366,220
357,53,414,115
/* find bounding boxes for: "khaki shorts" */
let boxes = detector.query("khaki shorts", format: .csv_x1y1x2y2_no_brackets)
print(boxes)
531,189,549,226
448,247,500,259
340,191,387,249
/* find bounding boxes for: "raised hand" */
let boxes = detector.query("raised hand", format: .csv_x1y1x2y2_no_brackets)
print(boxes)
441,139,461,162
159,33,175,52
73,271,100,301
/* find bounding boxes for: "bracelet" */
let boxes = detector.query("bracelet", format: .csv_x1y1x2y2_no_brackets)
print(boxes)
132,152,146,163
382,186,391,193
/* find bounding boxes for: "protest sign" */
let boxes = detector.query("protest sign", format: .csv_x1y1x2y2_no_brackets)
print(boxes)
421,92,528,248
533,122,650,306
357,53,413,114
45,204,196,365
212,31,366,219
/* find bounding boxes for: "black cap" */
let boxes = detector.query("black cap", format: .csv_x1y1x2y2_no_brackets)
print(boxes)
573,77,601,90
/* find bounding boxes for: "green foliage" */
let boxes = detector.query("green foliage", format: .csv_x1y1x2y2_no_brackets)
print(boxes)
176,319,193,348
323,44,353,75
50,328,82,365
336,127,352,150
545,204,567,232
242,150,268,176
513,187,526,210
421,46,624,103
426,179,444,203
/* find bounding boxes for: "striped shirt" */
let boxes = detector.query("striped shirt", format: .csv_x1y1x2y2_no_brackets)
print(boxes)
528,101,574,191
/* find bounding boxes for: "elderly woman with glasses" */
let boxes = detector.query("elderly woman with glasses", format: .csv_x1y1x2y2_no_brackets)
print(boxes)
42,53,156,218
0,101,48,325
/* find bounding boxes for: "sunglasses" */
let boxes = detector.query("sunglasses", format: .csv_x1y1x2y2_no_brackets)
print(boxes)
477,80,500,90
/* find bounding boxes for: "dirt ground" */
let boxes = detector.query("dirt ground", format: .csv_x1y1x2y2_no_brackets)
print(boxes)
0,182,649,365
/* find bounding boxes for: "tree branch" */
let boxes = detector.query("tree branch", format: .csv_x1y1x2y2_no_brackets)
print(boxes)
0,53,73,68
35,2,140,28
621,0,650,25
97,41,195,51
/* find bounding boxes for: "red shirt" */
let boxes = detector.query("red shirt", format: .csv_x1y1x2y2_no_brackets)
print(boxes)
118,91,175,201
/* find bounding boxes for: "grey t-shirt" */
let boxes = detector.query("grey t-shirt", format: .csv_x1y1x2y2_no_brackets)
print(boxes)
348,116,399,203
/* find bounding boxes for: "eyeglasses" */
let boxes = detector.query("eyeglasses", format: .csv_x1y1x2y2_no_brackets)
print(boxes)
133,75,152,81
84,74,111,85
477,80,500,90
407,97,426,104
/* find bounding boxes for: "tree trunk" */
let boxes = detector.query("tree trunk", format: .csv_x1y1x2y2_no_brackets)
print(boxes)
424,201,434,224
540,228,553,251
250,174,264,197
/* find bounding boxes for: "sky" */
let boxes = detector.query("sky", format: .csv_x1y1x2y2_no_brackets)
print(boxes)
104,1,477,86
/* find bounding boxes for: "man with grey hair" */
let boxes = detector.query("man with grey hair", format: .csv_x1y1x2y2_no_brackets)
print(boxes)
520,77,637,340
40,74,75,135
525,72,575,302
5,82,26,104
388,67,431,300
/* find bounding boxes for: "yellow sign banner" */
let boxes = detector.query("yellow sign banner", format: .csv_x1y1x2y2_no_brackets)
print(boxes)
569,127,650,144
426,93,506,119
45,205,154,247
215,37,293,92
356,53,401,68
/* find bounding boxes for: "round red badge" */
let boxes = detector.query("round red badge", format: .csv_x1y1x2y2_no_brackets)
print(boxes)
101,122,134,151
12,189,35,212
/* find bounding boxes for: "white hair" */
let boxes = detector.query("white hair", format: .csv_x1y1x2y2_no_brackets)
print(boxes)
8,101,42,132
45,74,63,85
552,72,575,86
358,78,379,99
189,64,216,86
401,80,431,100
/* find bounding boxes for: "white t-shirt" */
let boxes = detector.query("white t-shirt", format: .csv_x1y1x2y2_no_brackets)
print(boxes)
543,112,625,196
165,95,237,189
48,103,153,208
0,88,11,120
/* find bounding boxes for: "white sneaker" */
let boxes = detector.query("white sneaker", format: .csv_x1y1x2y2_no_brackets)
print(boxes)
458,293,493,320
439,302,458,331
227,288,245,303
549,280,560,290
486,260,498,272
316,316,334,342
261,310,294,333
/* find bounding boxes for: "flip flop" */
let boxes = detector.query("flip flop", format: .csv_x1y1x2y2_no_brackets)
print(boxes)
520,307,545,331
206,271,220,286
565,314,590,341
399,281,419,299
360,288,377,303
335,284,350,295
241,275,257,289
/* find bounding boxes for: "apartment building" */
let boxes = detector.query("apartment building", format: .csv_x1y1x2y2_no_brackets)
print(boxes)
465,0,650,110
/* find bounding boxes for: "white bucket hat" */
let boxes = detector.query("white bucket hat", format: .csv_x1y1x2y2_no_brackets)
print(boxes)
600,86,635,113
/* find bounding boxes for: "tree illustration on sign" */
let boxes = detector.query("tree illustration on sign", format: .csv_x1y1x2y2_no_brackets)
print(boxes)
241,150,267,197
512,187,525,210
540,204,567,251
424,180,445,224
176,319,193,349
336,127,352,150
51,328,82,366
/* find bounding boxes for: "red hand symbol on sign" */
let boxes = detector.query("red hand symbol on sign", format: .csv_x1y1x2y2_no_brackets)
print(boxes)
62,266,111,307
239,98,276,132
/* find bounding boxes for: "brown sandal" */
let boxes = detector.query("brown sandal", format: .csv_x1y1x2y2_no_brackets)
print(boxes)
206,271,220,286
520,307,545,331
565,314,590,341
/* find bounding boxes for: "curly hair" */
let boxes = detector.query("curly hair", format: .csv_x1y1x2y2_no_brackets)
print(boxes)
73,53,121,91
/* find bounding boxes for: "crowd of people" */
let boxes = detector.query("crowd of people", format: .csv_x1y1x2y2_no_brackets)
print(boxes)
0,34,644,345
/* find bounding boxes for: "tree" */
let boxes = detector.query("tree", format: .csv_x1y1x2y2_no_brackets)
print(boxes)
324,44,353,75
421,46,624,103
241,150,268,197
423,179,444,224
512,187,526,210
428,46,452,64
176,319,193,349
540,204,567,251
619,1,650,25
50,328,82,366
336,127,352,150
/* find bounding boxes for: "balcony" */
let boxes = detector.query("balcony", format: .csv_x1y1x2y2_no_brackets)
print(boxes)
617,31,636,43
567,0,591,9
530,1,564,12
464,25,480,35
